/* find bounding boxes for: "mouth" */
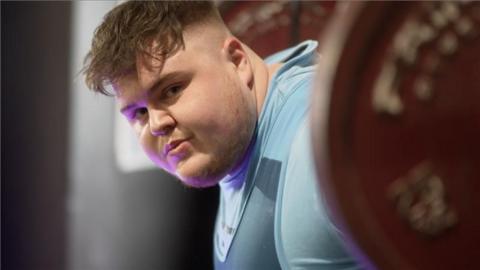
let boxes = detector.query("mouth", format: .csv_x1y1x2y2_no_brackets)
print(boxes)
164,138,189,156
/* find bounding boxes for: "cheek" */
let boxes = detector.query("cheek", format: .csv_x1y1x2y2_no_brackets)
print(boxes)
176,74,255,148
176,93,230,133
137,129,173,172
137,126,152,151
193,101,242,136
138,135,157,160
198,97,255,155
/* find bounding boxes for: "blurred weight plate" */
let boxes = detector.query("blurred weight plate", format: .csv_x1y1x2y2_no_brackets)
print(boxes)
219,1,336,57
312,2,480,270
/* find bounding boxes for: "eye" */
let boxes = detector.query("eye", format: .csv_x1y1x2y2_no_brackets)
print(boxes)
163,84,184,99
129,107,148,122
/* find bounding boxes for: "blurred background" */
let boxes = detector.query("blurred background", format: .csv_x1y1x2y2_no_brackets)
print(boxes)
2,1,333,269
4,1,480,270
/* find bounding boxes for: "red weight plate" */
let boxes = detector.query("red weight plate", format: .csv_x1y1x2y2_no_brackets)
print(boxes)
312,2,480,270
219,1,336,57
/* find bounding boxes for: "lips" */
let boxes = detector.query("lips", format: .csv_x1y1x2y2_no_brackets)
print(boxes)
163,139,188,156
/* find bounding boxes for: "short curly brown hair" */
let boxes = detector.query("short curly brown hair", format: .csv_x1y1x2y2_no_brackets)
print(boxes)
83,0,220,95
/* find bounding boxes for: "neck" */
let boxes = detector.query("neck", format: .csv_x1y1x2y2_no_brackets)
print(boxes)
244,45,283,116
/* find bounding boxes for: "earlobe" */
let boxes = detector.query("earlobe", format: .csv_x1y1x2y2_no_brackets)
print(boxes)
224,38,253,88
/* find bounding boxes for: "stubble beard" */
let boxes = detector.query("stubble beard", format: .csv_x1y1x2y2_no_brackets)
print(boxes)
180,124,253,189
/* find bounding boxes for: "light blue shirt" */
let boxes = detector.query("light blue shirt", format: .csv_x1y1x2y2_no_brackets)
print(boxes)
214,40,361,270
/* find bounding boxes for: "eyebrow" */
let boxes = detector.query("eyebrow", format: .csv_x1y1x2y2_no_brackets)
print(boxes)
119,71,183,115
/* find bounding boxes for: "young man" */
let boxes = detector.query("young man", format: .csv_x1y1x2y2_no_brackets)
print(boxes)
84,1,361,269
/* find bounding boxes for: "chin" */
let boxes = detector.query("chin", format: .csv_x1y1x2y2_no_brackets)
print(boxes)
175,156,231,188
178,174,222,188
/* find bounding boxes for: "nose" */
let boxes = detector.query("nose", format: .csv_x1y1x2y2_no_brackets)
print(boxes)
148,109,175,136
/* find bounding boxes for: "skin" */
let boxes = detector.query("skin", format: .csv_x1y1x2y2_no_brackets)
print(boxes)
114,20,281,188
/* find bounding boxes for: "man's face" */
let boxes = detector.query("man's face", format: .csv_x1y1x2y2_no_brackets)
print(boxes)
115,26,257,188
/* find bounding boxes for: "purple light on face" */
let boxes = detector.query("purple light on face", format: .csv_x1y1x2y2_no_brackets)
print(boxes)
145,149,172,172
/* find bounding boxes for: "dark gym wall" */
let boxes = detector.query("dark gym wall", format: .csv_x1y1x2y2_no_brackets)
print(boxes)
2,2,71,270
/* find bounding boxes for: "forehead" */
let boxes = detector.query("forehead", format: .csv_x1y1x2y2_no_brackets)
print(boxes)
114,24,226,99
114,51,181,94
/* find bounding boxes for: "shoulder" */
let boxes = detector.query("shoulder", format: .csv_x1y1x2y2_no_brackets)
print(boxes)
267,40,319,100
264,40,319,67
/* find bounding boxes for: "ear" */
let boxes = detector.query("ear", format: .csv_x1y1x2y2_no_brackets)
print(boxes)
223,37,253,88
